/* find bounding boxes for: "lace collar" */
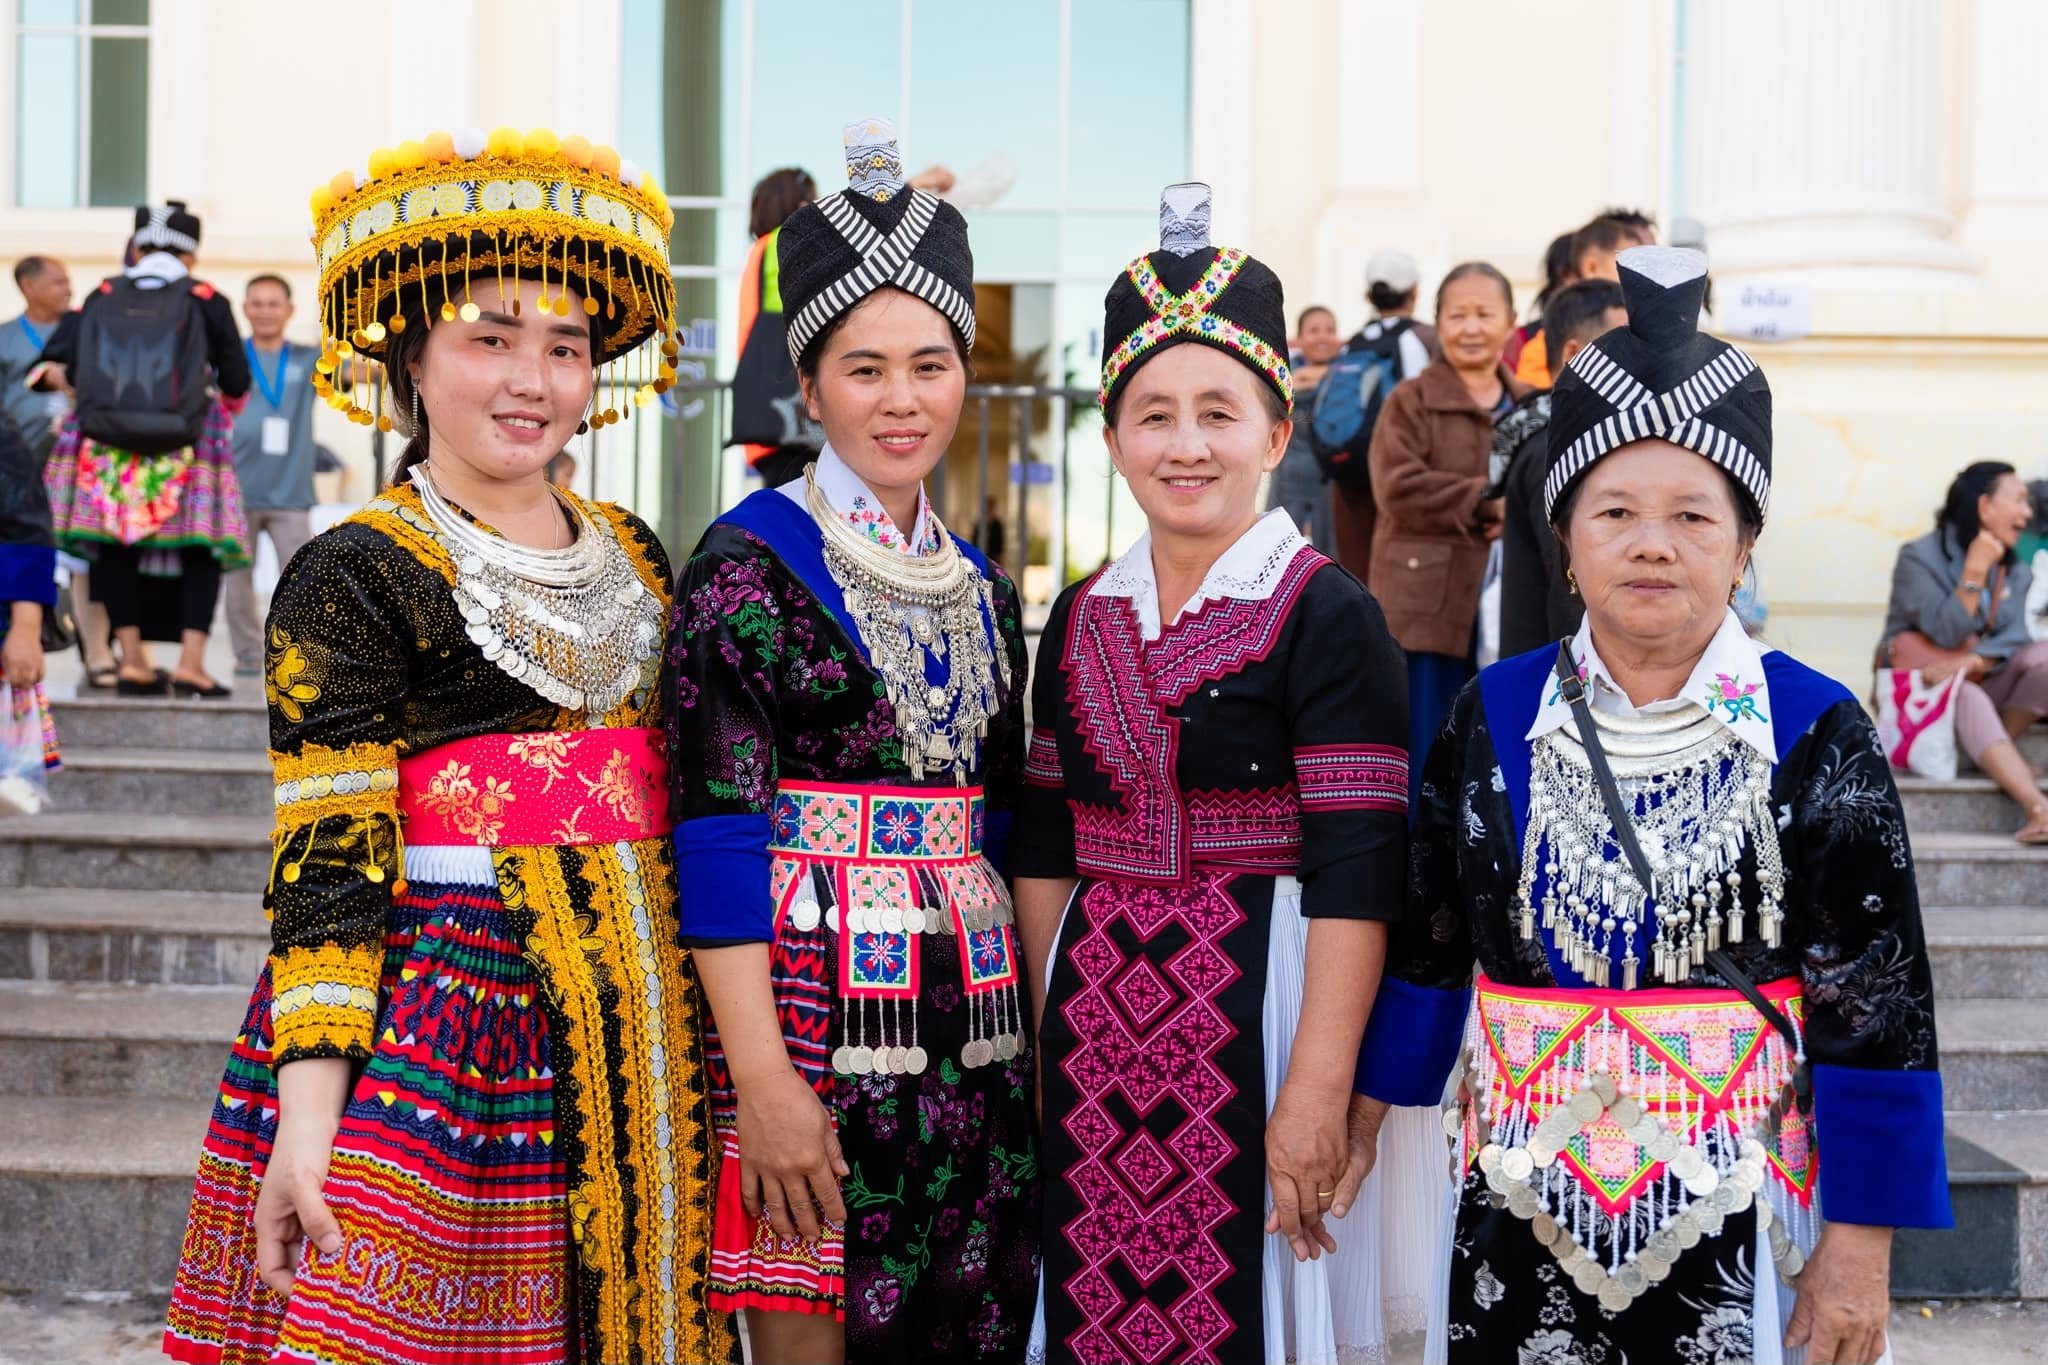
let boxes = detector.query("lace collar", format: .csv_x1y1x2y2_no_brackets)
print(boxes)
778,442,937,556
1087,507,1308,642
1528,607,1776,759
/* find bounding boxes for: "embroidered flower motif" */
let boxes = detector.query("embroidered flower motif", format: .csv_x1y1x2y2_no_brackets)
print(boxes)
506,732,572,792
417,761,516,844
1472,1260,1506,1309
265,626,322,724
872,799,926,854
1706,672,1768,724
579,746,655,832
552,805,592,845
863,1276,903,1325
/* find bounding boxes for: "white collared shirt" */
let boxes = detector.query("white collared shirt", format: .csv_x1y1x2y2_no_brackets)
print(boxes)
1528,608,1777,759
1088,507,1308,642
779,442,937,556
126,251,191,286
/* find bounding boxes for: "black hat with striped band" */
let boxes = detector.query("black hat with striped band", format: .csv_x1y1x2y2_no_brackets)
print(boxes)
1544,245,1771,525
777,117,976,369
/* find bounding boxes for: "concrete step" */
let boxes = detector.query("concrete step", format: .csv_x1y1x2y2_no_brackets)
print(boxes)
1925,908,2048,1000
0,811,272,894
47,747,273,818
1936,998,2048,1112
47,694,266,754
0,889,266,987
1901,773,2048,834
1909,831,2048,908
1895,1110,2048,1300
0,981,244,1101
0,1095,210,1294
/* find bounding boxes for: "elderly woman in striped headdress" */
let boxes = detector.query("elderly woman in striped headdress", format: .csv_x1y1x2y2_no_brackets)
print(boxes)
1350,246,1949,1365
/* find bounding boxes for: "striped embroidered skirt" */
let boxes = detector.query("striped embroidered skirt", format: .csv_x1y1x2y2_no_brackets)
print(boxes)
164,837,734,1365
705,780,1041,1363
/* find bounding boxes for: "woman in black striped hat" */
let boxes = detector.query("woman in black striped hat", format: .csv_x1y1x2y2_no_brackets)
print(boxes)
1351,246,1948,1365
664,117,1039,1365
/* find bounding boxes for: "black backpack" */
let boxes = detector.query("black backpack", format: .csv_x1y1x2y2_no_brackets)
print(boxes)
72,275,214,455
1307,319,1411,491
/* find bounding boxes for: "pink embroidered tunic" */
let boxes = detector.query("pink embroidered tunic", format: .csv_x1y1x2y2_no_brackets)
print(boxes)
1011,510,1416,1365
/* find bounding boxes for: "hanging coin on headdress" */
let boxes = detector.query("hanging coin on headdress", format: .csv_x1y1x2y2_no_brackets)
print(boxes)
306,126,680,432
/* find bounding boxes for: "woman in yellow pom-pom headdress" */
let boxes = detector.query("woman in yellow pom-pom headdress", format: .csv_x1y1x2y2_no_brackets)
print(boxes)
161,128,736,1365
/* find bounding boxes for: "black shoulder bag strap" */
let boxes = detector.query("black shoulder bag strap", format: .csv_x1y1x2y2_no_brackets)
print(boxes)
1551,642,1810,1111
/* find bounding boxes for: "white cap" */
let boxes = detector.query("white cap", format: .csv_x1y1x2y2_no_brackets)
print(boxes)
1365,249,1419,293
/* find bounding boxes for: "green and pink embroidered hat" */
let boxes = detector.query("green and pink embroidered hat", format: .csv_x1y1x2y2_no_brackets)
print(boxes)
1098,182,1292,414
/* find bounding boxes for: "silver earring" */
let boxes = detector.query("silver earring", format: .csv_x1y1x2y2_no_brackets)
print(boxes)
411,387,422,438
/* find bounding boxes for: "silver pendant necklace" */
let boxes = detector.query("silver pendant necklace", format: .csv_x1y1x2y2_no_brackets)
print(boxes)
1517,703,1787,988
804,467,1010,781
403,469,663,717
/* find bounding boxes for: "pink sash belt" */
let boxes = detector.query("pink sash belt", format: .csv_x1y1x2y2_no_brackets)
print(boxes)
397,727,672,846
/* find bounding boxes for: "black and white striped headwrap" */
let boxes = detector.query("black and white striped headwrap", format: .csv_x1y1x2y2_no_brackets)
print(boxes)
778,117,976,368
1544,246,1772,525
132,199,201,256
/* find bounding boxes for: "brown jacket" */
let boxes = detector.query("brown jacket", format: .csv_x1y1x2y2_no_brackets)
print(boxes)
1367,358,1533,657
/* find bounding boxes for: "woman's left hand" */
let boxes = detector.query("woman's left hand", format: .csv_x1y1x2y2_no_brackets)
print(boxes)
1785,1222,1892,1364
1263,1080,1349,1262
1,613,44,690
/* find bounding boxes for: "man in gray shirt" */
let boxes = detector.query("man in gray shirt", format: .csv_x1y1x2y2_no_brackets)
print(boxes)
225,274,318,676
0,255,71,466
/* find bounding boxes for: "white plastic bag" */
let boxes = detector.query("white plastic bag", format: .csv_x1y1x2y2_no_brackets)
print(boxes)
1873,667,1963,781
0,683,58,817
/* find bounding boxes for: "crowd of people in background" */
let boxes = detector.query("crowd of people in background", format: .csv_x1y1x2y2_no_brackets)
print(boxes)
1265,203,2048,844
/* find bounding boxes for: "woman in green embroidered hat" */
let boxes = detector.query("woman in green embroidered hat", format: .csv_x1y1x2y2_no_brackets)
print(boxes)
162,127,732,1365
1013,184,1443,1365
665,118,1039,1365
1349,246,1949,1365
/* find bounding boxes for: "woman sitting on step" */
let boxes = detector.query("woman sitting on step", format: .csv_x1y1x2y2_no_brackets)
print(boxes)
1349,246,1950,1365
1879,461,2048,843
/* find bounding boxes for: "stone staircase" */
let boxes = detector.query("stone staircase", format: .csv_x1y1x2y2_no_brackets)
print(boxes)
0,697,2042,1299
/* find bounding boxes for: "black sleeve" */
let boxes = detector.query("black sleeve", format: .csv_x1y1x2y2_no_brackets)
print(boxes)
1285,568,1411,919
981,566,1031,855
0,420,52,549
1498,439,1549,657
1781,697,1949,1227
34,310,81,372
199,288,249,398
1009,585,1078,879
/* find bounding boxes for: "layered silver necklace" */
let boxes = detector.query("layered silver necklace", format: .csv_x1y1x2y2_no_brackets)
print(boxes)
404,469,663,717
804,468,1009,781
1516,702,1786,989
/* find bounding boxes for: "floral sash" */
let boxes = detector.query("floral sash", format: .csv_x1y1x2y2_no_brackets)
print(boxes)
397,726,671,846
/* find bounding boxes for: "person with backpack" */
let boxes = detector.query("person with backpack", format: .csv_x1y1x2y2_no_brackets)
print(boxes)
37,201,250,697
1321,249,1434,586
1267,303,1341,537
1367,261,1532,804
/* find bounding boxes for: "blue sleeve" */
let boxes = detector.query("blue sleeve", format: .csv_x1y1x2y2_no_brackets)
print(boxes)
673,814,775,946
0,544,56,608
1354,976,1471,1106
1811,1064,1952,1228
983,808,1013,880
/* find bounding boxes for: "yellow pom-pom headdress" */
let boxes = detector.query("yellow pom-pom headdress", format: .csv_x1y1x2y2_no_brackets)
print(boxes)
309,125,680,430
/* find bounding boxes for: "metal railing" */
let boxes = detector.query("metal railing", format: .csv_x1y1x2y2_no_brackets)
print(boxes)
563,377,1107,607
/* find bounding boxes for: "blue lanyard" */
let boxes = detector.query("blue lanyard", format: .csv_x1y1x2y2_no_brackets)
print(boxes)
245,341,290,410
16,318,45,352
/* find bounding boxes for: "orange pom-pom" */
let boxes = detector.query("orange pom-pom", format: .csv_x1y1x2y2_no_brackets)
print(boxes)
422,131,456,163
524,127,561,158
486,126,524,159
560,135,594,168
590,144,621,179
328,170,357,201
